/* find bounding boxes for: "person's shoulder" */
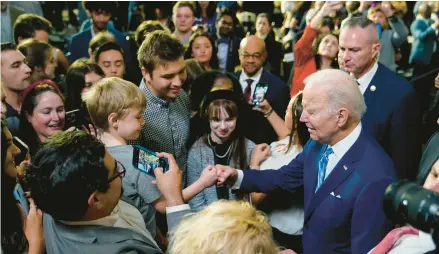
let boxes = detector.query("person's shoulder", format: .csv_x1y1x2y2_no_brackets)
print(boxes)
190,137,207,150
425,130,439,150
355,131,397,178
71,29,91,42
376,63,413,94
245,138,256,149
262,70,286,87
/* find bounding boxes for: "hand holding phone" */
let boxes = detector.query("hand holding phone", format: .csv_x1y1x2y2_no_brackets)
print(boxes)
132,145,169,178
153,152,184,206
13,137,29,164
252,83,268,108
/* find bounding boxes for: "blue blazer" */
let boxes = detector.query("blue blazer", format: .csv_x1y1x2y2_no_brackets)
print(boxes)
68,28,131,64
234,70,290,144
239,129,396,253
362,63,421,180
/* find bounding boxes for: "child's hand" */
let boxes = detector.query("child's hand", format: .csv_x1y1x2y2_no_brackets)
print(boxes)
199,165,218,188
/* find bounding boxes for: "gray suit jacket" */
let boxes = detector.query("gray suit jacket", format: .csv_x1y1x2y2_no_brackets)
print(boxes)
43,209,191,254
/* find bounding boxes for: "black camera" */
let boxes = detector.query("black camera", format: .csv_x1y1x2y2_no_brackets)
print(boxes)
383,180,439,244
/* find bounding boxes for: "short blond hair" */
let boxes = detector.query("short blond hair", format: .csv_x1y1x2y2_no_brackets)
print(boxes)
82,77,146,130
168,200,279,254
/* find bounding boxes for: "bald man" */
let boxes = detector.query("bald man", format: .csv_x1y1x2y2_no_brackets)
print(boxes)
218,69,396,253
339,17,420,181
234,35,290,144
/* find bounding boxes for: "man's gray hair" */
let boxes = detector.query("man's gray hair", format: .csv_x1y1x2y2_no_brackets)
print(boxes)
304,69,367,121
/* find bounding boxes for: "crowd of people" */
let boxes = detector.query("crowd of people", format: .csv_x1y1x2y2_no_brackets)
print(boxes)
1,1,439,254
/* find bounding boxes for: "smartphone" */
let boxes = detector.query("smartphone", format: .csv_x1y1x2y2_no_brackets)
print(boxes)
13,137,29,163
65,109,81,129
252,83,268,107
65,108,93,131
132,145,169,178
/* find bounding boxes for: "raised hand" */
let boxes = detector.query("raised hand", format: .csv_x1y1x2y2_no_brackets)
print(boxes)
380,1,395,18
252,99,272,114
23,198,45,254
320,1,343,17
154,152,184,206
199,165,218,188
250,144,271,169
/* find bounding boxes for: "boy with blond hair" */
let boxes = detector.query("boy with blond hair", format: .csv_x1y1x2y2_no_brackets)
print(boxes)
82,77,217,239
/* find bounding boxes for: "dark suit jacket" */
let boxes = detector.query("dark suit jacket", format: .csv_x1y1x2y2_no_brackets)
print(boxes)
68,28,131,64
215,35,241,72
43,208,191,254
239,128,396,253
362,63,421,180
234,70,290,144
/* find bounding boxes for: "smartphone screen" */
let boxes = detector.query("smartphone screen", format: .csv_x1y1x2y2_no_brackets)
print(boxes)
132,145,168,178
13,137,29,163
252,83,268,107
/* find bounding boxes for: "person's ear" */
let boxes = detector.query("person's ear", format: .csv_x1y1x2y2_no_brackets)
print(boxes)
336,108,349,127
141,67,152,84
108,112,118,129
17,37,23,44
371,43,381,59
88,192,103,209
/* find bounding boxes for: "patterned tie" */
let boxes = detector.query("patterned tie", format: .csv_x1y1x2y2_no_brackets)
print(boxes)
243,79,253,104
315,147,334,192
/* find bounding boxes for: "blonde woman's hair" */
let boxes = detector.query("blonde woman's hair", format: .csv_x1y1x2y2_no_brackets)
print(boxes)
82,77,146,130
168,200,279,254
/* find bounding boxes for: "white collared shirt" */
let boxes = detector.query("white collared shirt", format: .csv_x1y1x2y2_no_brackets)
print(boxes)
324,123,362,180
355,63,378,94
239,67,264,97
232,123,363,188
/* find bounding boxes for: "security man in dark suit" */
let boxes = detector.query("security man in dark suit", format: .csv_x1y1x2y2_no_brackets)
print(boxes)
339,17,421,180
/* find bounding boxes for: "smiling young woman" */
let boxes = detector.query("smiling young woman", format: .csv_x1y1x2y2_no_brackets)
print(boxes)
187,89,255,211
17,80,66,156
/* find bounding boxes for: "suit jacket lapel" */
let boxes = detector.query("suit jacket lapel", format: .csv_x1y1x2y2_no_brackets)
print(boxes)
304,131,366,223
363,64,382,108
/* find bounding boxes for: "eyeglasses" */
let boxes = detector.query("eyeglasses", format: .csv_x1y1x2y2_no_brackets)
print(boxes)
107,160,126,183
219,20,233,28
241,53,263,60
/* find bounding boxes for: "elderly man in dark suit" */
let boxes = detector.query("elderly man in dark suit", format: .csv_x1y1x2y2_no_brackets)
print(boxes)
217,69,396,253
25,131,190,254
234,35,290,145
339,17,421,180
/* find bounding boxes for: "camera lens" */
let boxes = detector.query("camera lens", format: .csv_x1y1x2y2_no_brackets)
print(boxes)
383,180,439,233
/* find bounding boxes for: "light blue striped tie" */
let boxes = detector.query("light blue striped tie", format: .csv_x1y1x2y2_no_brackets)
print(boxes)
315,147,334,192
